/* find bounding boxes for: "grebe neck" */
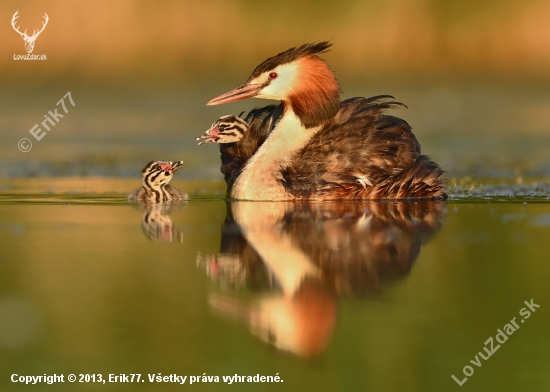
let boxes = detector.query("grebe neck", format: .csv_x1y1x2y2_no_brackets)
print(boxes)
143,179,165,193
231,107,321,200
143,178,171,202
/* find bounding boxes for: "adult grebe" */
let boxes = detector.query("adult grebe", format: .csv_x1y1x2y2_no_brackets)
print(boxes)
206,42,447,200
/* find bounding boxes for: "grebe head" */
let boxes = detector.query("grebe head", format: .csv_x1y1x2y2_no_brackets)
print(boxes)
197,114,249,145
209,279,336,357
207,42,341,128
141,160,183,189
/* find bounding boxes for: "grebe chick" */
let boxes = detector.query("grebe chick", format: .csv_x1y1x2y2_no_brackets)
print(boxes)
200,106,282,192
197,114,249,145
127,160,188,203
207,42,447,201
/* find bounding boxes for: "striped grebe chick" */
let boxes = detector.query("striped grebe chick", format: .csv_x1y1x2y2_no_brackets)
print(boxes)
206,42,447,201
127,160,188,203
199,106,281,191
197,114,249,145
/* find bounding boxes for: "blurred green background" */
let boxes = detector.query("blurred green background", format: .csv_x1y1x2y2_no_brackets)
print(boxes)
0,0,549,189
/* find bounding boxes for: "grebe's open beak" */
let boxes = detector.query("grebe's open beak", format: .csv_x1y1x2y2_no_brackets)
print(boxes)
170,161,184,173
197,125,219,145
207,83,263,106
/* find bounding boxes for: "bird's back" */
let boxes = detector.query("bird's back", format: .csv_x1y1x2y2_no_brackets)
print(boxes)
220,96,446,200
127,185,188,203
281,96,447,199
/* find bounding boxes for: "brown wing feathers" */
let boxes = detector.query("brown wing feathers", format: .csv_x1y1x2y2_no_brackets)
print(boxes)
280,96,446,199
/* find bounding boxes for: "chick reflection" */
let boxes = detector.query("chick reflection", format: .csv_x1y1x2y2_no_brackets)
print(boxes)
136,203,184,242
200,201,445,356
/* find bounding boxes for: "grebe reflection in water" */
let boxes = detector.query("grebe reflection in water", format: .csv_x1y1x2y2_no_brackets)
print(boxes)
198,201,445,356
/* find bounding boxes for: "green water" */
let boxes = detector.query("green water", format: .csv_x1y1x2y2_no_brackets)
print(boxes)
0,189,549,391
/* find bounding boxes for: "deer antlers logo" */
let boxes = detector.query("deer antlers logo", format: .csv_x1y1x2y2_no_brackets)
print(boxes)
11,11,49,54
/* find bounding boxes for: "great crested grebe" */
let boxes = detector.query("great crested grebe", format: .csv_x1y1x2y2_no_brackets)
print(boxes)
206,42,447,201
197,114,249,145
127,160,188,203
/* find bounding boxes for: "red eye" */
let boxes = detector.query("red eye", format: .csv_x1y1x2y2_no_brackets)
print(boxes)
269,72,278,79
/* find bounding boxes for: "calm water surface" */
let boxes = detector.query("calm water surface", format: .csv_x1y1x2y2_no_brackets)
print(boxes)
0,182,549,391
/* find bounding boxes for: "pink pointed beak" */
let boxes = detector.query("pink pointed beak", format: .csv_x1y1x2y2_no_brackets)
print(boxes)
207,83,263,106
